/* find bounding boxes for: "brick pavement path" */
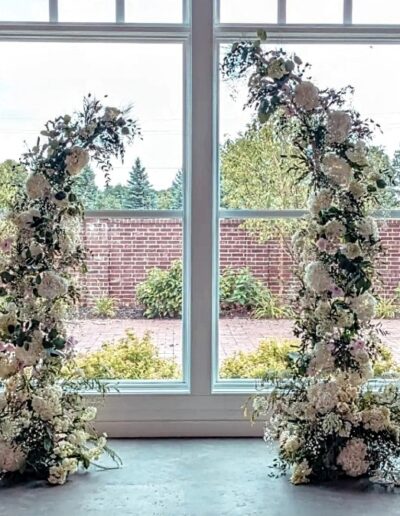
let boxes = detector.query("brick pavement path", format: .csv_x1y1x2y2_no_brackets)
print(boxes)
67,317,400,364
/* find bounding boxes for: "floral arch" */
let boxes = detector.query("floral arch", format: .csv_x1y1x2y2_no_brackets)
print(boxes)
223,36,400,485
0,98,138,484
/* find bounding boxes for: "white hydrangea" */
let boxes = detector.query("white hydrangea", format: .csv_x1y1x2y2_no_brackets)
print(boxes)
361,407,391,432
336,438,369,477
283,435,302,455
348,180,367,199
32,393,62,421
346,141,368,166
26,173,52,200
294,81,320,111
308,189,332,216
326,110,352,144
322,154,353,187
304,261,332,293
37,271,68,300
351,293,377,322
308,381,340,415
65,146,90,176
323,219,346,240
342,242,362,260
308,343,335,376
0,440,26,472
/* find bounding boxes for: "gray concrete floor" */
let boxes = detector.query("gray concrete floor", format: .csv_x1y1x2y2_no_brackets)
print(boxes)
1,439,400,516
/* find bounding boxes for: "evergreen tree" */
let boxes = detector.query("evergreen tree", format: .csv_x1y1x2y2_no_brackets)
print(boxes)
169,169,183,209
124,158,156,209
73,165,99,209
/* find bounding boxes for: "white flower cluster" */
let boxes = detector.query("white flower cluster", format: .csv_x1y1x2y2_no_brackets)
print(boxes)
304,261,332,293
37,271,68,300
336,438,369,477
326,110,352,144
294,81,320,111
322,154,353,187
65,146,90,176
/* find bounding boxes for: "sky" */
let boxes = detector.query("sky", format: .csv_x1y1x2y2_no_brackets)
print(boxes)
0,1,400,190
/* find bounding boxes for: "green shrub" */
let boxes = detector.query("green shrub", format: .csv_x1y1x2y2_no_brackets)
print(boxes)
136,260,284,319
220,338,299,379
219,338,400,379
136,260,182,318
92,296,117,318
376,297,397,319
74,330,179,380
220,267,266,313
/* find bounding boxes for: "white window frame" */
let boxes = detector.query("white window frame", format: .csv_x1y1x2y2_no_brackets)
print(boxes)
1,0,400,436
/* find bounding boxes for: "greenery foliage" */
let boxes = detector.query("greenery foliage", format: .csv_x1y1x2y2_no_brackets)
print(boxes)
125,157,157,209
136,260,283,318
92,296,117,318
0,98,138,485
74,331,179,380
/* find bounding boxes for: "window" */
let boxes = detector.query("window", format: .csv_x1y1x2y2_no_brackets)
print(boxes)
1,0,400,436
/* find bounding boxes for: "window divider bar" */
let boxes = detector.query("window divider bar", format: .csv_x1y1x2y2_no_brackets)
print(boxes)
49,0,58,22
277,0,287,24
116,0,125,23
343,0,353,25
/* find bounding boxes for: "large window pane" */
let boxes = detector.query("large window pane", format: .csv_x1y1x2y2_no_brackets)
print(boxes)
67,217,183,381
220,44,400,209
0,0,48,21
125,0,183,23
353,0,400,24
58,0,115,22
286,0,343,24
0,41,183,210
219,0,277,24
218,218,299,380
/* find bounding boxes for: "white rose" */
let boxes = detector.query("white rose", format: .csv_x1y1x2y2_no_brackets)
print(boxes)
351,293,377,322
294,81,320,111
324,219,345,239
304,261,333,293
26,173,52,200
65,147,89,176
322,154,353,187
37,271,68,300
308,189,332,216
326,111,352,144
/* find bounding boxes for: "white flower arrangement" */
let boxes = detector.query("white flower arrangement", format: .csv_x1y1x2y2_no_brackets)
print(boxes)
223,41,400,486
0,98,138,485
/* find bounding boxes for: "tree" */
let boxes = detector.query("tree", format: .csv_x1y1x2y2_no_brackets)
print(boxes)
220,121,308,240
169,169,184,209
73,165,99,209
0,159,26,210
124,158,157,209
96,184,129,209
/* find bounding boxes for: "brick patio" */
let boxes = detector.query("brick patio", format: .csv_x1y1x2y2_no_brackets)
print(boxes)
67,317,400,364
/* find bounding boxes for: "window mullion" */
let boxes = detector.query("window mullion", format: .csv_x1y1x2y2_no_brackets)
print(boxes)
49,0,58,22
116,0,125,23
277,0,287,24
344,0,353,24
190,0,214,396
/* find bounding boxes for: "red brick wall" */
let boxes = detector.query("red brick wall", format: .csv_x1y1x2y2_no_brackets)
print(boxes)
81,217,400,306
